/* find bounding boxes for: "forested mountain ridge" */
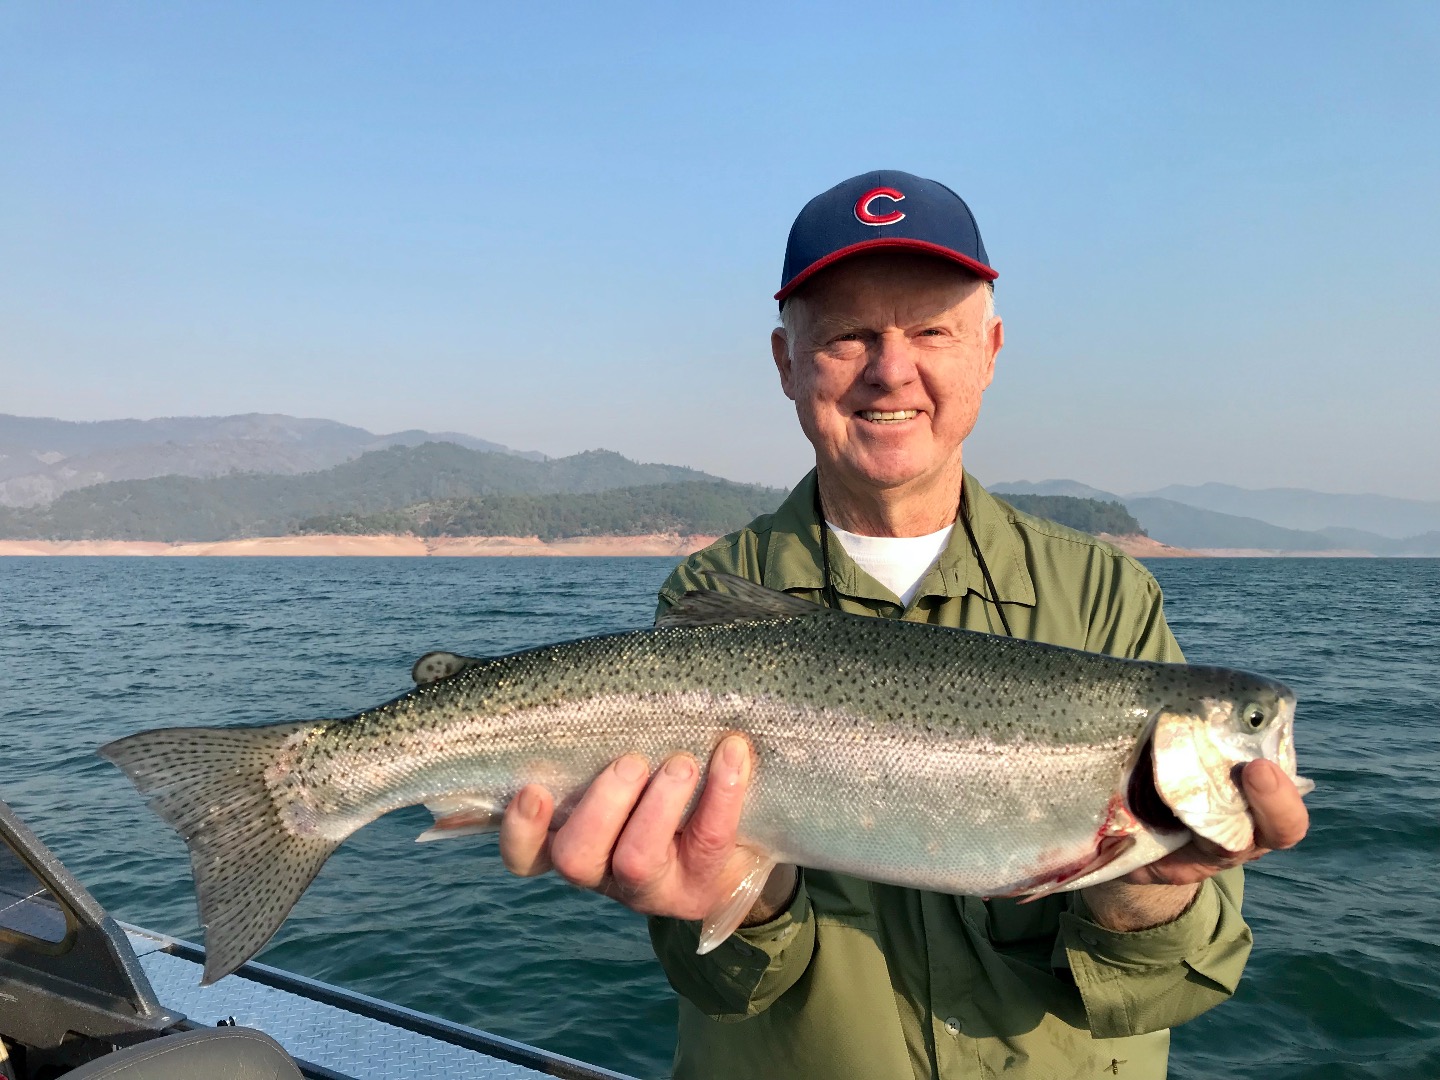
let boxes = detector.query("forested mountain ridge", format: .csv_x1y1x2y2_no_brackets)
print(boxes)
992,479,1440,555
0,443,736,541
296,482,788,541
299,488,1150,544
993,494,1145,538
0,441,1150,545
11,410,1430,552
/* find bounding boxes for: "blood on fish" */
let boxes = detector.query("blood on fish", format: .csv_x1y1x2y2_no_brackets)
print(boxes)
999,792,1142,901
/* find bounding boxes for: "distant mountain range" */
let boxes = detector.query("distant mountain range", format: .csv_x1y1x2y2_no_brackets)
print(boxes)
0,441,741,542
1129,483,1440,539
991,479,1440,555
0,412,540,508
2,414,1436,554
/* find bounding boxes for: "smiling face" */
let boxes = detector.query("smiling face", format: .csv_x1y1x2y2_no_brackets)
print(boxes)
772,252,1004,533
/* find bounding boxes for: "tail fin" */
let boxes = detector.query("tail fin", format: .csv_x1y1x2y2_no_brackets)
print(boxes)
99,723,340,985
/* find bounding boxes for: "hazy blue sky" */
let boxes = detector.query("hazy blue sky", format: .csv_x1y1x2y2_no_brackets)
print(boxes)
3,3,1437,498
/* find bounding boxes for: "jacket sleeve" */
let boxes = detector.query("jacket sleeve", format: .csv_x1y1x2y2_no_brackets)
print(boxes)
1056,868,1252,1037
648,875,817,1022
1052,560,1253,1036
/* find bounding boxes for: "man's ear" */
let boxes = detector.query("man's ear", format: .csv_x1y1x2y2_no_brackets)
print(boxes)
772,328,797,401
982,316,1003,388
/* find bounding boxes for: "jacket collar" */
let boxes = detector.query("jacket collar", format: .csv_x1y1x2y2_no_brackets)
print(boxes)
761,469,1036,608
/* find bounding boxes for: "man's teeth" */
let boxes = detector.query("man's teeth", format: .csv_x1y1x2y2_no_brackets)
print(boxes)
858,410,918,423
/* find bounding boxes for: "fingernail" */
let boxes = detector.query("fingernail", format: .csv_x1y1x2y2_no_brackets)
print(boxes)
615,755,648,783
518,788,541,819
1248,760,1280,793
720,736,751,783
664,754,696,781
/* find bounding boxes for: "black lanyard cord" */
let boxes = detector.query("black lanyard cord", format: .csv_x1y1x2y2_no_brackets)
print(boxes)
958,482,1013,638
814,480,841,611
814,476,1013,637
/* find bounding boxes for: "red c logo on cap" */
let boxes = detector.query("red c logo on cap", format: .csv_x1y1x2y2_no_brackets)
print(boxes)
854,187,906,226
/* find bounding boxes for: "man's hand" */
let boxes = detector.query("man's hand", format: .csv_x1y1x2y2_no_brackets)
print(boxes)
1082,758,1310,932
498,734,797,927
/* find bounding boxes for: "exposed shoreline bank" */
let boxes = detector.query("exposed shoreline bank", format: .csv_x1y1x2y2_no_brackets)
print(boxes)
1095,534,1199,558
0,533,722,557
0,533,1387,559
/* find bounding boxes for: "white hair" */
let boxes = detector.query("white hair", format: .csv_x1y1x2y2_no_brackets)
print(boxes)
779,280,995,359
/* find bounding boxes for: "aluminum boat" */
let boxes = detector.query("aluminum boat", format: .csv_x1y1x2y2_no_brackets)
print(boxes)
0,797,636,1080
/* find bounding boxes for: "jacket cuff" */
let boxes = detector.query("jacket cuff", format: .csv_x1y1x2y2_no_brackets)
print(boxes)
1058,871,1252,1038
648,874,815,1021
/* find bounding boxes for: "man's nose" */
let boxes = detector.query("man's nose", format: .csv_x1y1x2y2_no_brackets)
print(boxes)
865,333,919,389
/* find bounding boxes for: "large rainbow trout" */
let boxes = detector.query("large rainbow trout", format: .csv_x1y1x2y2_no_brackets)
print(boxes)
101,575,1310,985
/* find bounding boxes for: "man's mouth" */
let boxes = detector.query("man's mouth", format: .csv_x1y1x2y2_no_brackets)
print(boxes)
857,410,919,424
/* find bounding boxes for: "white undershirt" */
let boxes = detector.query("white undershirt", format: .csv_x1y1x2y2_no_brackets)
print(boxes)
827,523,954,607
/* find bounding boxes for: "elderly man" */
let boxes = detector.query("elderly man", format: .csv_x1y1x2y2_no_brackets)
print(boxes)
500,171,1309,1078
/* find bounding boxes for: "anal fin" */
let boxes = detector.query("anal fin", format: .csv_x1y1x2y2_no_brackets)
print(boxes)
416,795,503,843
696,850,778,955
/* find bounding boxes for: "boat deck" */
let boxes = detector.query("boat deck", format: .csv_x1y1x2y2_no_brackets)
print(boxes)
124,926,636,1080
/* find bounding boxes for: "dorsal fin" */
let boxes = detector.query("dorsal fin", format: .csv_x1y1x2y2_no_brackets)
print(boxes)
656,572,823,629
411,651,484,685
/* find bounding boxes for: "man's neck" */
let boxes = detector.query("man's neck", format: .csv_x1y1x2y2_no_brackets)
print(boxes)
816,461,965,538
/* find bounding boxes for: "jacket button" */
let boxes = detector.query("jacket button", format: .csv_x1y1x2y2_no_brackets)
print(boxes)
944,1017,960,1037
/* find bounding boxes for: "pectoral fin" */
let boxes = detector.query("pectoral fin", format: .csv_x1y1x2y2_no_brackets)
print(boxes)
696,850,778,955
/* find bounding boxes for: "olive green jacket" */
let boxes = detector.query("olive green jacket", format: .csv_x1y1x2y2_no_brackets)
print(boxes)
650,472,1251,1080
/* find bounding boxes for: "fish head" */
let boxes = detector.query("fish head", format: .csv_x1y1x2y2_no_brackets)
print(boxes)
1150,669,1311,853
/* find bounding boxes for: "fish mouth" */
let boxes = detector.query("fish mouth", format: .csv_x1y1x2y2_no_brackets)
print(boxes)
1127,734,1184,833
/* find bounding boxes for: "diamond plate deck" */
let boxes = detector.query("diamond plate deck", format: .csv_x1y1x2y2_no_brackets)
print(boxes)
127,928,633,1080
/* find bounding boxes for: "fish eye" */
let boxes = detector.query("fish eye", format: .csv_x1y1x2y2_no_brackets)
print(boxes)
1242,704,1267,729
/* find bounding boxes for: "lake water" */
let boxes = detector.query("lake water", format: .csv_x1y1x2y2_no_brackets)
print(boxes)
1,556,1436,1079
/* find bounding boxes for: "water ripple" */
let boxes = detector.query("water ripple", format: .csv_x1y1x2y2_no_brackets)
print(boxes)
2,555,1436,1078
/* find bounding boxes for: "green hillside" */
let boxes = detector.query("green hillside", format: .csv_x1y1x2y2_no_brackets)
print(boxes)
0,443,734,541
297,481,785,540
996,494,1146,537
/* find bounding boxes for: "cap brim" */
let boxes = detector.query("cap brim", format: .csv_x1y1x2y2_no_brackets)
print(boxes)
775,238,998,303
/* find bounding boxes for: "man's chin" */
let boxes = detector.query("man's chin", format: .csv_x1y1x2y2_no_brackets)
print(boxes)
829,457,944,493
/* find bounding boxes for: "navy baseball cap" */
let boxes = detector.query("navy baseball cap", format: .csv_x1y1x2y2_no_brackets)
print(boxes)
776,170,997,305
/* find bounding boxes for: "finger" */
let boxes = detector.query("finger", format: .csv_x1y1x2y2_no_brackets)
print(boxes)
610,752,702,895
677,735,753,880
499,785,555,877
548,754,650,890
1242,759,1310,851
1185,836,1254,867
1125,839,1230,884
